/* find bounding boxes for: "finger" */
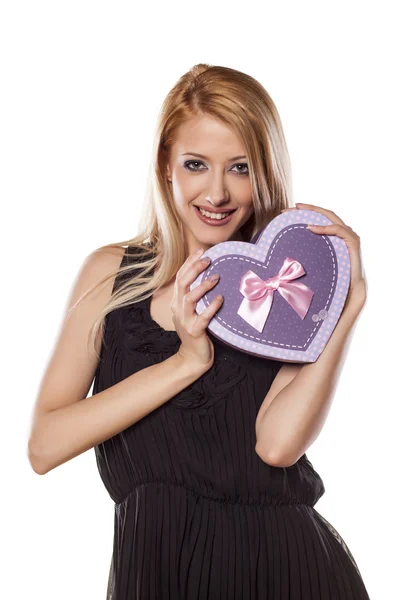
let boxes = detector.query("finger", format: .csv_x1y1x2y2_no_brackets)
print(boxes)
307,223,356,240
172,253,212,321
294,203,347,227
180,266,218,328
186,272,220,304
175,254,211,296
174,250,208,299
189,293,224,337
178,248,207,279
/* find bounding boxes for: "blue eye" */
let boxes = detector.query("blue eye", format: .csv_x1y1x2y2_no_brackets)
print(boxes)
183,160,249,175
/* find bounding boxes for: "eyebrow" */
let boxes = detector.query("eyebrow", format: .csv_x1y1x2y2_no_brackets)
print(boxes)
181,152,247,161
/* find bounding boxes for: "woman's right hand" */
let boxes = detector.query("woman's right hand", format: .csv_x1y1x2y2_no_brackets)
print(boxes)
171,248,224,373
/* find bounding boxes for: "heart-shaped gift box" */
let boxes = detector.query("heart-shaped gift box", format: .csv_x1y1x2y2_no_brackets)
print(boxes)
190,209,351,363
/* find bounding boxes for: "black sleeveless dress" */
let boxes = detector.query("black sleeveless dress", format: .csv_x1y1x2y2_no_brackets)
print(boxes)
92,245,370,599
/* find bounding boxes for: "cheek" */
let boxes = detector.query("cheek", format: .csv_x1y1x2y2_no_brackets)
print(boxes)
236,179,252,203
239,198,255,223
172,173,200,207
239,190,254,213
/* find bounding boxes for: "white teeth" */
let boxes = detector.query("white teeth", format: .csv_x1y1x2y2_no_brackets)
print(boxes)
198,207,232,220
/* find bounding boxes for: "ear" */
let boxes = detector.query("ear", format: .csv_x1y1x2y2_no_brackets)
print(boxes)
166,163,171,182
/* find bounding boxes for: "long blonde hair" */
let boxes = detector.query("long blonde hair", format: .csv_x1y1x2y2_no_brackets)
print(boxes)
77,63,294,359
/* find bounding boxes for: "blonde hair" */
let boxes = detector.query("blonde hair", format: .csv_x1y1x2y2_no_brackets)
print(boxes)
77,63,294,359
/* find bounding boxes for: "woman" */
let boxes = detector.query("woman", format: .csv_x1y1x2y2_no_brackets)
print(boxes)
28,63,370,598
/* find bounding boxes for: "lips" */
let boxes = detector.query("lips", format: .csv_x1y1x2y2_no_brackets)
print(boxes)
193,204,237,226
194,205,237,214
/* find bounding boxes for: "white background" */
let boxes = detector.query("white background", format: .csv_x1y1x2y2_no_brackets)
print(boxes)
2,1,398,598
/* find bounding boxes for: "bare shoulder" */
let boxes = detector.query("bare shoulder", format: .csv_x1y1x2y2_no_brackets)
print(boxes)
91,244,126,259
87,244,126,272
74,245,128,305
62,245,127,320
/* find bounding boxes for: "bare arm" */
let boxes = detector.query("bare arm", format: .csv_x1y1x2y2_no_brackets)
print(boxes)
255,288,367,467
29,352,202,475
27,246,205,475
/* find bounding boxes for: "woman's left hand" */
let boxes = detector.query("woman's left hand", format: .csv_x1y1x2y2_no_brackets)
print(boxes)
281,202,368,310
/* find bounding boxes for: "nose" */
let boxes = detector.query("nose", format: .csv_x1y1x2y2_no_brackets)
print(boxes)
205,172,229,206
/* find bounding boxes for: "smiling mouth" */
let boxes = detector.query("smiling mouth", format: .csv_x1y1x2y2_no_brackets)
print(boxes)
193,204,238,226
194,205,237,219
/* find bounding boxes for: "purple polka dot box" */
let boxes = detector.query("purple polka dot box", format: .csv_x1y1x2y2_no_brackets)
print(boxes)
190,209,351,363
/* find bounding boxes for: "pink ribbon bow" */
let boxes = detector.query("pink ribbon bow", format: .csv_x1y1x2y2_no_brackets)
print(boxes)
237,257,314,333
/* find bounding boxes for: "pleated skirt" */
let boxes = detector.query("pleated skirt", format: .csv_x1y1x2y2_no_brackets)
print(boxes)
105,481,370,599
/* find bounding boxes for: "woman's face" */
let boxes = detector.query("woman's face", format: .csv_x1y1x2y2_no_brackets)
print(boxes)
166,114,254,255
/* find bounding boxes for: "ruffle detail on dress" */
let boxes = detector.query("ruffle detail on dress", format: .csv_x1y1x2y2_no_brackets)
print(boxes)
117,296,253,410
169,347,250,410
119,299,181,358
